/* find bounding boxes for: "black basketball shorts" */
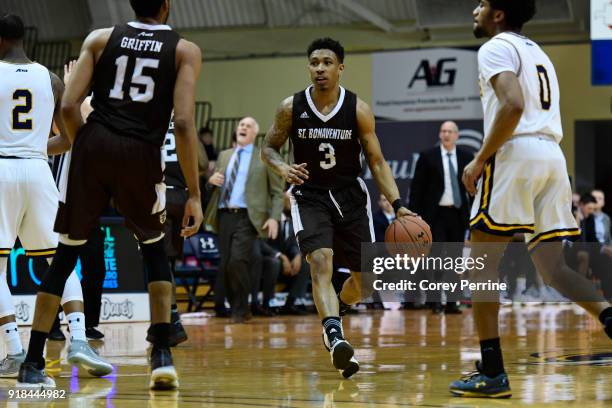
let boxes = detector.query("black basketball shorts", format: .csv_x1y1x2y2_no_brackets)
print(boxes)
55,122,166,242
288,178,374,272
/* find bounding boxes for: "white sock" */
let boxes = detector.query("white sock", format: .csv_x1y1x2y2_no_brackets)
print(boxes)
1,322,22,355
66,312,86,342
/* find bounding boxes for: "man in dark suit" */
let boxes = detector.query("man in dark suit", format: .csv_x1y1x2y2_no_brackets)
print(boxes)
581,193,612,300
409,121,472,314
204,117,284,323
250,238,281,317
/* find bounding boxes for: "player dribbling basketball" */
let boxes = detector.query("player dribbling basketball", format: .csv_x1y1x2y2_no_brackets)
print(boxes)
261,37,415,378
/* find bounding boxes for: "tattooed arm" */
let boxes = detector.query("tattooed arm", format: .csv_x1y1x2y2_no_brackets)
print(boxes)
357,98,414,217
261,96,309,185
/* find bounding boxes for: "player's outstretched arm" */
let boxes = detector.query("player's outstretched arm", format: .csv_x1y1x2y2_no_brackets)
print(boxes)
462,71,524,195
60,28,112,144
261,97,309,185
357,98,414,217
173,39,203,237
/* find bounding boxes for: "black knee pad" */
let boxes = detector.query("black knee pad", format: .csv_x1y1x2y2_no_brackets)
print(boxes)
141,239,172,283
39,244,81,297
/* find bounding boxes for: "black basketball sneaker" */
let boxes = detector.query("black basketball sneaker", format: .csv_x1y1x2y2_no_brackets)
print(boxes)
449,361,511,398
322,324,360,379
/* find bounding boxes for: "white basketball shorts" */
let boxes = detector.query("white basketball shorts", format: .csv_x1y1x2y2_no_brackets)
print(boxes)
0,158,59,258
469,135,580,249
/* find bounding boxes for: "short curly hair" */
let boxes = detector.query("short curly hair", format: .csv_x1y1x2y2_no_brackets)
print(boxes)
0,14,25,40
129,0,165,18
489,0,536,30
307,38,345,63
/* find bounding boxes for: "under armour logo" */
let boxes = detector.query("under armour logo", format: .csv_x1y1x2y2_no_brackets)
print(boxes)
475,381,486,388
329,328,338,333
200,236,216,250
300,112,309,119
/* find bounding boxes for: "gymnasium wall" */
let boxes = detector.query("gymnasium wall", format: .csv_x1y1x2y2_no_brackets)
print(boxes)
197,43,612,179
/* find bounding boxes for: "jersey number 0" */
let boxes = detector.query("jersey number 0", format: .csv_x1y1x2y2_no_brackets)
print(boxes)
536,65,551,111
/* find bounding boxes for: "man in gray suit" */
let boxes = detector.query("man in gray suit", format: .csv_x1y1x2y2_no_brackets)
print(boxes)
204,117,284,323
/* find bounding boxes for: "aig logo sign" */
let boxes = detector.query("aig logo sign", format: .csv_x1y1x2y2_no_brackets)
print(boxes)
408,58,457,89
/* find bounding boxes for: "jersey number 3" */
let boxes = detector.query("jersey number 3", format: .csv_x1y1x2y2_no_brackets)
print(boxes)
319,142,336,170
110,56,159,103
12,89,33,130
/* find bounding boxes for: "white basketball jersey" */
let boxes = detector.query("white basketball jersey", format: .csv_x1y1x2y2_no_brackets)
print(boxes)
0,61,54,159
478,32,563,143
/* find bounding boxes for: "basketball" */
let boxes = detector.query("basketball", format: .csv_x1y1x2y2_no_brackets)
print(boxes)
384,216,432,257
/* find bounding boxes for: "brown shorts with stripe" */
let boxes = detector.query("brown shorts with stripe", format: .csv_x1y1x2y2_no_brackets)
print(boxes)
55,122,166,242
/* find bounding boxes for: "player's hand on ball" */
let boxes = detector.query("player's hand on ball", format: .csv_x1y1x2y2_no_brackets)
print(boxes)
208,172,224,187
262,218,279,240
462,157,485,196
396,207,417,218
283,163,309,185
181,197,203,237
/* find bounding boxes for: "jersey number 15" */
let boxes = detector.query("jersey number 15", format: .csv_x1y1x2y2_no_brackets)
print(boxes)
109,56,159,103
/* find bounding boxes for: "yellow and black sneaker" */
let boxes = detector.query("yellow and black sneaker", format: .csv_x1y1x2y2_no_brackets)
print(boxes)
449,362,511,398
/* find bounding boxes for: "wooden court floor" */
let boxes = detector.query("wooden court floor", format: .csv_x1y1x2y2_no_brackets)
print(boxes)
0,305,610,407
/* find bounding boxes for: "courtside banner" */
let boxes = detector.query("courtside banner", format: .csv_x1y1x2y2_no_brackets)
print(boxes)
372,48,482,121
7,220,146,295
11,293,150,325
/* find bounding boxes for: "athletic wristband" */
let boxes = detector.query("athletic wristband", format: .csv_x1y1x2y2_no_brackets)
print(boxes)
392,199,406,215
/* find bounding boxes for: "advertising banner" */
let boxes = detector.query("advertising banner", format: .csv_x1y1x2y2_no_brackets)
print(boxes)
591,0,612,85
6,218,149,324
372,48,482,121
591,0,612,40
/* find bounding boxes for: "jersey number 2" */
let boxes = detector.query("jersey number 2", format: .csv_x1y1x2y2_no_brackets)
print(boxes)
163,133,178,162
536,65,551,111
12,89,33,130
110,56,159,103
319,142,336,170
